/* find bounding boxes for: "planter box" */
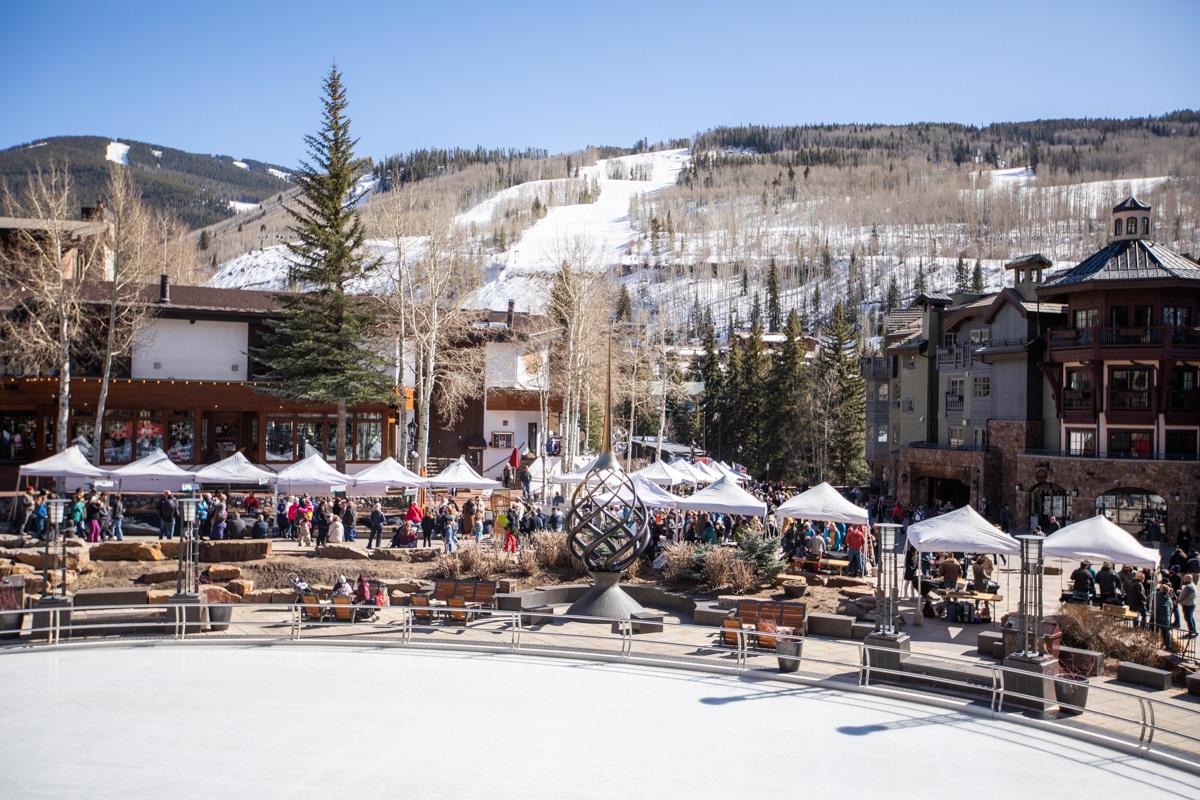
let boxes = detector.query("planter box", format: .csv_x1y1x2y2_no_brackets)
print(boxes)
0,608,25,639
776,639,803,673
206,604,233,632
1054,679,1089,714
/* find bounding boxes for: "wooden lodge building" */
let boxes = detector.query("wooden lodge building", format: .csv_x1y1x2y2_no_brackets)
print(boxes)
863,198,1200,536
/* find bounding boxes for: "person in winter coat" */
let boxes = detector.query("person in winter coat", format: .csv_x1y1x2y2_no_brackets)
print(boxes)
1179,575,1197,638
1095,563,1123,604
368,503,387,549
313,502,331,547
342,502,357,542
1153,583,1175,648
1128,571,1149,628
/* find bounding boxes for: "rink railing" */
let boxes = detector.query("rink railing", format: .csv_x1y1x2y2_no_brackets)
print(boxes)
1,602,1198,774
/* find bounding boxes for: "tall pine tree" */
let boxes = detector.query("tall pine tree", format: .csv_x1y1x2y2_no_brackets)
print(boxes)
766,257,782,333
257,65,389,471
820,301,868,485
971,259,985,293
955,256,969,293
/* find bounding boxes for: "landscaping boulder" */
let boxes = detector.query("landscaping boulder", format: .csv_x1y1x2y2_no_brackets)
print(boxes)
389,590,411,605
200,540,271,562
395,579,430,594
206,565,242,582
147,589,174,604
0,535,24,549
271,589,296,603
839,585,876,600
316,543,370,560
160,541,181,559
370,548,408,561
825,576,871,589
228,578,254,596
198,585,241,604
799,572,826,587
91,542,165,562
2,562,35,576
242,589,276,604
138,567,180,585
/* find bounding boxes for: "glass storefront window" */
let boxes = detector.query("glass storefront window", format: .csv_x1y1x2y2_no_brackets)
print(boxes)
168,420,194,463
356,421,382,461
0,413,37,462
71,419,96,461
325,418,350,462
297,421,325,459
136,419,164,458
104,420,133,463
266,419,294,462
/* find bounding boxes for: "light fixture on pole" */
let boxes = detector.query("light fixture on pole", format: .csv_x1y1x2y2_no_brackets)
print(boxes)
176,498,199,595
1002,532,1058,711
42,499,69,599
863,522,909,675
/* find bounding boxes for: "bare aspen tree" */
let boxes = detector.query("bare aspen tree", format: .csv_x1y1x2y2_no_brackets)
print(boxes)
91,166,159,465
1,163,106,454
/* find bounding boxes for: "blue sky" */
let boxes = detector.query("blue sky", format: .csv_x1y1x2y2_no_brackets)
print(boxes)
4,0,1198,167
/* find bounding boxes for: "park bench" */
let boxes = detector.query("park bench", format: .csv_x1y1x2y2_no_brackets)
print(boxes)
731,600,807,650
300,593,333,623
793,557,851,576
431,580,500,611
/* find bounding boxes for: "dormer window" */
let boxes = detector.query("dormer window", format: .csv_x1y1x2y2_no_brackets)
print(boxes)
1141,216,1149,235
1126,217,1137,235
1115,219,1123,236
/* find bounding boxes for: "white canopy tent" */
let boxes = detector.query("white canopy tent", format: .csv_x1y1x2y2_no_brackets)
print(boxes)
558,455,626,489
428,457,501,491
905,505,1020,556
668,459,709,485
191,452,278,487
715,461,751,482
274,454,356,494
1043,514,1160,568
105,448,198,493
674,476,767,517
592,474,681,508
691,461,726,483
17,446,106,490
349,458,430,495
632,460,692,486
774,482,869,525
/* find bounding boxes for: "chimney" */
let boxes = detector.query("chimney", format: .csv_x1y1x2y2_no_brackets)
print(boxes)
506,299,515,328
159,274,171,304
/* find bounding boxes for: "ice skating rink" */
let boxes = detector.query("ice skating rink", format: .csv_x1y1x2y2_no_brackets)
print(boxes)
1,644,1196,798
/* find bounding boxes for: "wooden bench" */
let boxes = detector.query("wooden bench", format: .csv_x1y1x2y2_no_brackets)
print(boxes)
300,593,333,623
734,600,807,650
794,558,850,576
432,579,500,609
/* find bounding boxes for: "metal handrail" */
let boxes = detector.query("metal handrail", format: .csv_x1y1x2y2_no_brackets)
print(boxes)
3,602,1199,771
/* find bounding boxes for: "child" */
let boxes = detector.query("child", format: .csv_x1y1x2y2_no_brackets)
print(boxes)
474,517,484,544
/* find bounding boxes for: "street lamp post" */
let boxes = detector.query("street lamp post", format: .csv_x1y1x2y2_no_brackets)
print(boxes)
42,499,69,599
176,498,199,595
32,498,73,642
1002,533,1058,711
863,523,909,675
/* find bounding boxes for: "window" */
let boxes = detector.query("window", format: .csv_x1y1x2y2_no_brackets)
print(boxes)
103,419,133,464
71,419,96,462
1114,219,1123,236
1073,308,1098,329
266,418,294,462
1164,306,1192,327
1134,305,1153,327
1126,217,1137,235
1142,216,1150,235
943,332,958,347
491,431,514,449
904,355,916,370
892,423,900,444
972,376,990,397
973,428,988,448
1110,368,1149,392
356,420,382,461
970,329,991,344
902,397,915,414
948,378,964,396
0,412,37,462
135,419,164,459
876,425,888,443
1165,430,1198,460
167,420,194,463
876,383,889,401
948,427,964,448
1110,306,1129,327
1108,430,1152,458
1066,368,1093,391
296,420,325,458
1067,429,1096,456
1170,368,1197,392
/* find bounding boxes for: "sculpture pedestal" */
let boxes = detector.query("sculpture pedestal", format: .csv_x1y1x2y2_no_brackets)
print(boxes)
1002,653,1060,712
564,571,645,622
863,631,910,675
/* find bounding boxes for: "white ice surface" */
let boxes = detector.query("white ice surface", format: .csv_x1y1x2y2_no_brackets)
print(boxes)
0,645,1195,798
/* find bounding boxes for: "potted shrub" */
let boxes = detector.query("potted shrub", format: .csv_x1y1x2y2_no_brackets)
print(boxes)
1054,666,1091,713
0,575,27,639
776,627,804,673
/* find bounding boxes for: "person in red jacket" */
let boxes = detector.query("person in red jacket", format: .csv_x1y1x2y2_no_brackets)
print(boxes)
846,525,866,577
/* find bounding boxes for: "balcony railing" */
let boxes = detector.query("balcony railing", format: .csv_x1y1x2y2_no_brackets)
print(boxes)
1024,448,1199,462
859,356,894,379
936,344,976,370
1170,390,1200,411
1048,325,1200,354
909,441,991,453
944,393,964,412
1063,389,1094,410
1109,390,1151,409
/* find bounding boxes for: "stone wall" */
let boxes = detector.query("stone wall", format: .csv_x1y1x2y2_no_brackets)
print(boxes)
1014,453,1200,535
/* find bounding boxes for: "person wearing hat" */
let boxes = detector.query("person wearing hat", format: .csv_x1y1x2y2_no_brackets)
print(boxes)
1069,561,1096,604
1095,562,1123,605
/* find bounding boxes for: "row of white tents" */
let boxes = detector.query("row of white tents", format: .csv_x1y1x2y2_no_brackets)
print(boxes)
16,447,503,496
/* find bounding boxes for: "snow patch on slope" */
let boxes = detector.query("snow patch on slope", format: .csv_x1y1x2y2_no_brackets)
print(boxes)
106,141,130,165
232,161,249,170
228,200,260,213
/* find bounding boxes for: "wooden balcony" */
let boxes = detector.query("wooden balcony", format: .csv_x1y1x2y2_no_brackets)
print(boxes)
1046,325,1200,362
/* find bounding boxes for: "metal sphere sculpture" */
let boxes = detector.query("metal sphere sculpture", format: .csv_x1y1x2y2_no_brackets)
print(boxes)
566,451,651,572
